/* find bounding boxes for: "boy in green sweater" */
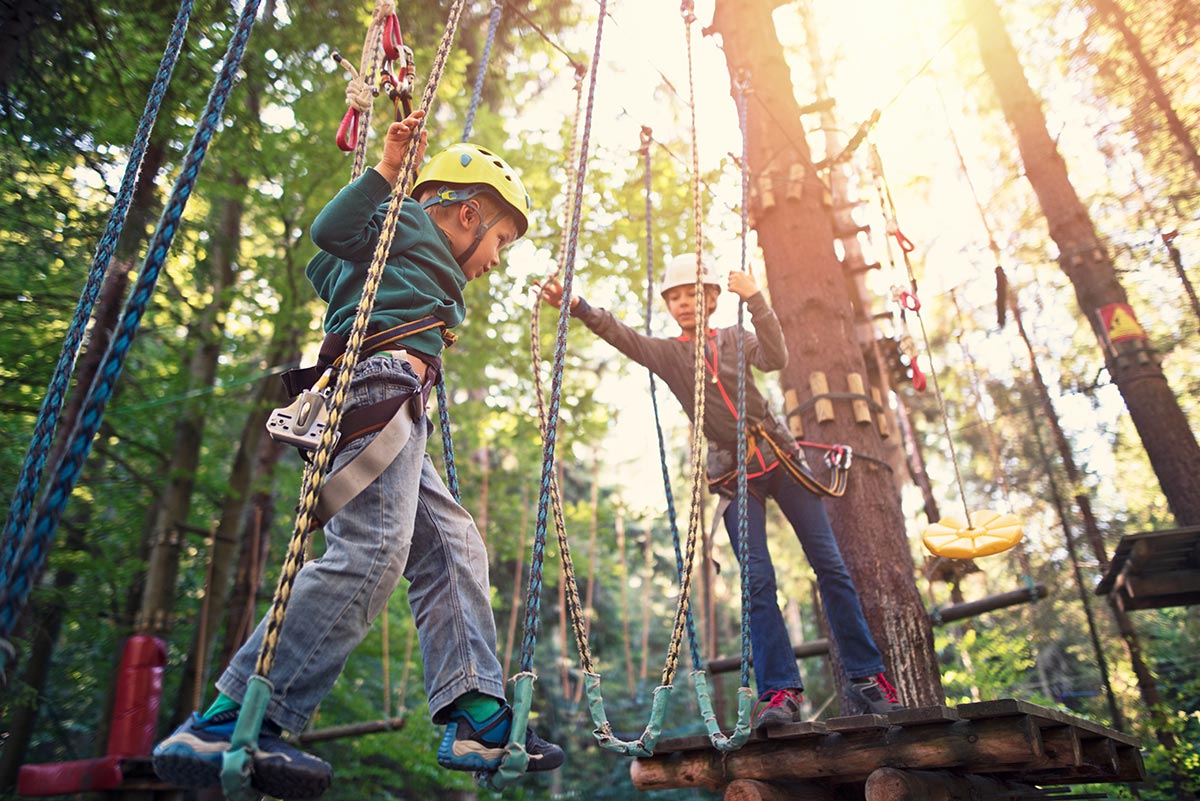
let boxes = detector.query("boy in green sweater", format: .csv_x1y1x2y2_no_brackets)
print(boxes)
153,110,563,800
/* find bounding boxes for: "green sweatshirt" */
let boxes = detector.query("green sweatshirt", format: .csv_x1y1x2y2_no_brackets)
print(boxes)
307,168,465,357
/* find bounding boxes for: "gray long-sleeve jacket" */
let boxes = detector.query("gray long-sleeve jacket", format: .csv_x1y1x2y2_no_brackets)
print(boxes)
572,292,798,488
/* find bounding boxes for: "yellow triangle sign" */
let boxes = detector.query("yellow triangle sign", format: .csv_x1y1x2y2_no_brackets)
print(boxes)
1106,306,1145,342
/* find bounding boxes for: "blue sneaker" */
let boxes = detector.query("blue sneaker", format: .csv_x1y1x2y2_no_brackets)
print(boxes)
152,710,332,799
437,705,565,773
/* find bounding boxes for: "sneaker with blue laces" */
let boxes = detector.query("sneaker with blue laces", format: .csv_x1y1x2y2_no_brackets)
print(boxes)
152,709,332,799
437,705,565,773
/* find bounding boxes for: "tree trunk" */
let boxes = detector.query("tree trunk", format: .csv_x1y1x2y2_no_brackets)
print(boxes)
711,0,942,708
137,179,245,638
968,0,1200,525
169,327,296,726
1087,0,1200,186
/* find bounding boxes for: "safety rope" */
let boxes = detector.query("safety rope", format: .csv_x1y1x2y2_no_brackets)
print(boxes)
349,3,392,179
872,147,973,527
732,72,753,694
0,0,195,661
528,66,589,678
431,0,506,505
222,3,467,798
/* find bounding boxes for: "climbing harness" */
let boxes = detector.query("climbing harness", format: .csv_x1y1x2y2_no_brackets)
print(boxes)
0,0,196,675
222,3,468,799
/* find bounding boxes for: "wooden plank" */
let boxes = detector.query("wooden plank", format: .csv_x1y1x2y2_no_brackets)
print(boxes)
764,720,828,741
1115,569,1200,610
955,699,1141,746
823,713,892,733
885,705,959,726
631,716,1043,791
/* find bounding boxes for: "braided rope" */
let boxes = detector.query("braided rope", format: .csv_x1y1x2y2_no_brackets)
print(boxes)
0,0,194,633
733,74,752,691
518,0,608,677
349,1,393,180
462,0,503,142
0,0,260,658
528,65,589,670
436,0,507,505
640,130,703,673
254,0,467,678
662,0,705,690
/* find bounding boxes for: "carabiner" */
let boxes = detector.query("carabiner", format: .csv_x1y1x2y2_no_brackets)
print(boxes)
910,361,927,392
383,13,404,62
892,227,915,253
896,289,920,312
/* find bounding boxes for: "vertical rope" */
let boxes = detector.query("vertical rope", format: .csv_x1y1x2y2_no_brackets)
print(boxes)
349,2,392,180
662,0,704,690
436,0,505,503
462,0,503,142
733,74,752,691
519,0,608,675
0,0,194,637
641,129,703,673
0,0,260,661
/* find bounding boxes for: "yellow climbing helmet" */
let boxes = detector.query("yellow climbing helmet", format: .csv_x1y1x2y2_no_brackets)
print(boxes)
412,143,531,237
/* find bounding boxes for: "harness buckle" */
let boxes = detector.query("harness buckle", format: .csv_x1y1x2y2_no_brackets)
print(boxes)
266,370,337,452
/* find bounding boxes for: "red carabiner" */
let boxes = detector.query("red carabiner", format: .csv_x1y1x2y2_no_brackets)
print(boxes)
893,227,916,253
383,14,403,62
336,107,359,152
898,289,921,312
910,361,927,392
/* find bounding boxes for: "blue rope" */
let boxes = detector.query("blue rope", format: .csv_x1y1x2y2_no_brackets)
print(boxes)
519,0,608,674
734,76,752,690
435,379,460,502
436,0,504,503
0,0,262,657
0,0,194,627
641,133,703,673
462,1,502,142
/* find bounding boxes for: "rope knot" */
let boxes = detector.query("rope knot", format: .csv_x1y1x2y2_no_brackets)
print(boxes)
345,76,374,112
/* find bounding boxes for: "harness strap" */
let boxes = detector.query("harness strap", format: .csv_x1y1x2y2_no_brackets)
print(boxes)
708,423,849,498
281,315,454,398
316,390,419,525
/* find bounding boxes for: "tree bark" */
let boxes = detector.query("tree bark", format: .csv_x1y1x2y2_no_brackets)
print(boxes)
711,0,942,708
136,179,246,639
968,0,1200,525
1087,0,1200,186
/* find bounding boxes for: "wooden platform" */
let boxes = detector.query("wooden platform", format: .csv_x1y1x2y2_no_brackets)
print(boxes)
630,700,1144,800
1096,526,1200,610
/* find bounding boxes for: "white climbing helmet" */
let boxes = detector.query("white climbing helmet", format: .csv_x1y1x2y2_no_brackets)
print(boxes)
660,253,721,297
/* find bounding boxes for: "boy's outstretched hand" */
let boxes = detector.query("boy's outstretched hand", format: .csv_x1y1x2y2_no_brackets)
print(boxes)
375,109,428,188
535,277,580,310
727,270,759,300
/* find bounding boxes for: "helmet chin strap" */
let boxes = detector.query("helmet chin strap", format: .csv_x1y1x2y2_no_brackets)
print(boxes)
451,205,507,268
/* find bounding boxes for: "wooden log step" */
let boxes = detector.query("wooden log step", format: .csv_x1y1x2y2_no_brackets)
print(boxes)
725,778,835,800
863,767,1035,801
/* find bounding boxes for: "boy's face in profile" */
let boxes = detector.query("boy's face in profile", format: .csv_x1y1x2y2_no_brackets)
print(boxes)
662,284,720,334
442,202,521,282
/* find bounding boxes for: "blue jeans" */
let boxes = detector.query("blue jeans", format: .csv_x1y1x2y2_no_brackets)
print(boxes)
218,355,506,731
722,466,885,695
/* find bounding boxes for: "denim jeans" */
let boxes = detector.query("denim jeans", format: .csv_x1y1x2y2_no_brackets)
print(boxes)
218,355,505,732
722,466,885,695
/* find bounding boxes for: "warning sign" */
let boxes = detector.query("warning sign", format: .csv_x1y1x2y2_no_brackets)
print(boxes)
1099,303,1147,343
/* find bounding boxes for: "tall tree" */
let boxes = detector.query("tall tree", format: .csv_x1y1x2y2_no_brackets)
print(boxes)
966,0,1200,526
710,0,943,708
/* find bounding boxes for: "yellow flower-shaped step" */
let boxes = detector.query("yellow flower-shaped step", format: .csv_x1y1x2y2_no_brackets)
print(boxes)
921,510,1024,559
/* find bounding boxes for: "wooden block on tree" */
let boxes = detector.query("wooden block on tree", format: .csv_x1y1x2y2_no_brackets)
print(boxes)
863,767,1035,801
885,705,959,726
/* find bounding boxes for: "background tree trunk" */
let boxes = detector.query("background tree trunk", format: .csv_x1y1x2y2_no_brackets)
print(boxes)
967,0,1200,525
712,0,942,708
